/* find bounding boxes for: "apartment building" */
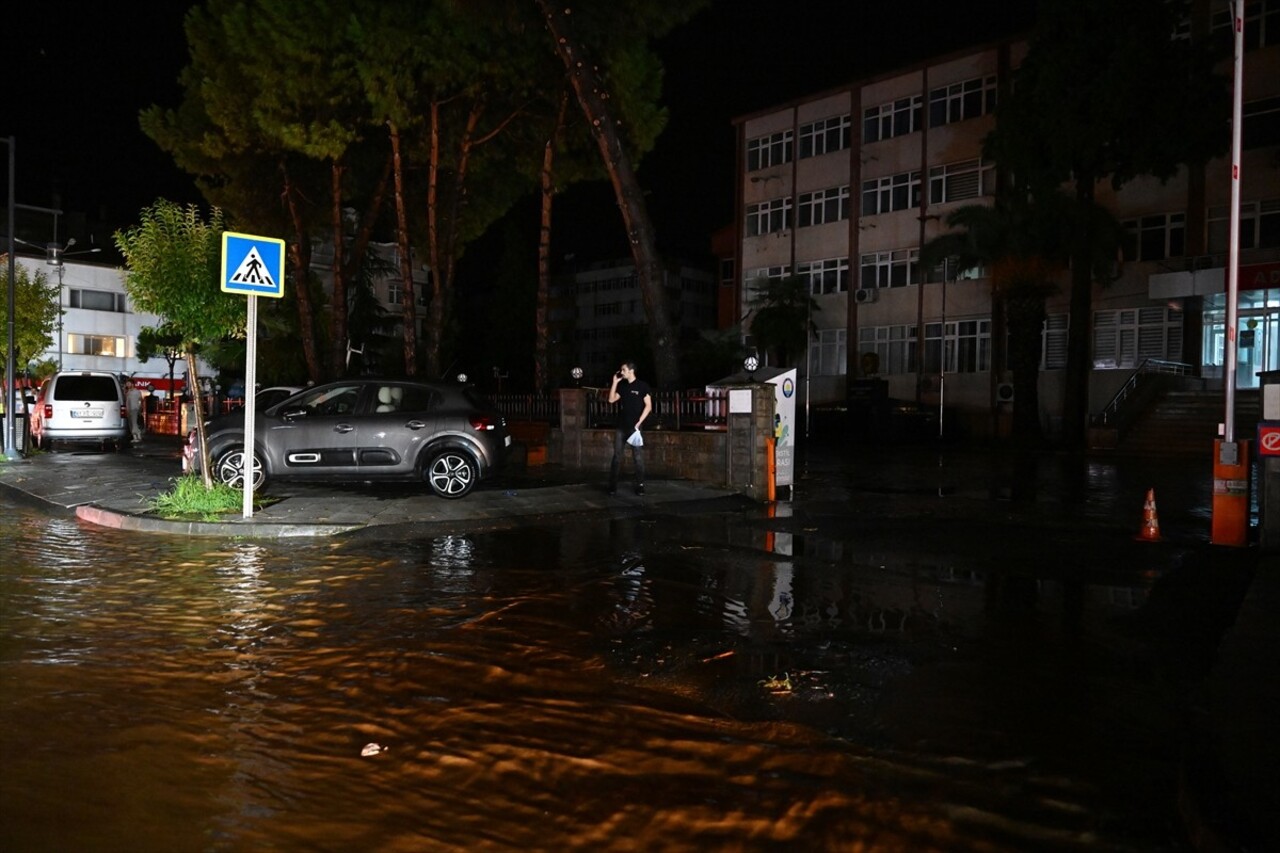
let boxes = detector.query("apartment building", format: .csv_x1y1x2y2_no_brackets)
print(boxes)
11,253,214,386
731,4,1280,440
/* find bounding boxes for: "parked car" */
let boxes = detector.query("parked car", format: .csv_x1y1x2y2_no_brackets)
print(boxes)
194,378,512,498
254,385,305,410
225,385,305,413
28,371,129,451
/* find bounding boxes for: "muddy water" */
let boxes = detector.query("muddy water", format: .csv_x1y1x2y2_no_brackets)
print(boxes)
0,488,1218,852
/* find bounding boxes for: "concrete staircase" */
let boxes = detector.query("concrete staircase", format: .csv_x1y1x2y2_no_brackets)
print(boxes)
1115,389,1260,455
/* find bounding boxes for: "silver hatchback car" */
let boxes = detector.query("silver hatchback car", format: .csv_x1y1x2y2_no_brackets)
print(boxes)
196,379,511,499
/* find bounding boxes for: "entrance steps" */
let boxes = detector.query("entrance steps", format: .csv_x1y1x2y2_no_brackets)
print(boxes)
1114,389,1260,456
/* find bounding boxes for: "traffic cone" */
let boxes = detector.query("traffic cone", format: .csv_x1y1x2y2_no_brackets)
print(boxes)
1135,488,1162,542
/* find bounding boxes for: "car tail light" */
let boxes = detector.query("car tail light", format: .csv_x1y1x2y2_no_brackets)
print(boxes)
469,415,497,432
43,403,53,419
120,404,128,419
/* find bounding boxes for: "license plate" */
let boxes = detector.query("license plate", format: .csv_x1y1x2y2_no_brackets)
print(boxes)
72,409,104,418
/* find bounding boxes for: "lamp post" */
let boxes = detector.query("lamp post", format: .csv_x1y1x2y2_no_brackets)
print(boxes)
46,238,102,370
4,136,15,460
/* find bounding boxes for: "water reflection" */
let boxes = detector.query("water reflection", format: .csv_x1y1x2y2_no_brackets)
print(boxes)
0,494,1208,851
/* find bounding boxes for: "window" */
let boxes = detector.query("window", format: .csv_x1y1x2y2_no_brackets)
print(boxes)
387,281,402,305
860,248,919,289
797,258,849,295
746,198,793,236
861,171,921,216
68,289,126,312
745,266,791,303
924,256,986,283
1243,96,1280,149
68,334,125,357
858,324,917,374
1208,199,1280,253
809,329,847,376
746,130,793,171
1123,213,1186,262
924,319,991,374
799,115,851,158
863,95,923,144
928,160,995,204
797,187,850,228
1093,306,1183,368
1213,0,1280,50
1042,313,1068,370
928,75,997,128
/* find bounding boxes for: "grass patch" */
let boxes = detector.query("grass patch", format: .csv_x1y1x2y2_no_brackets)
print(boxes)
148,474,267,521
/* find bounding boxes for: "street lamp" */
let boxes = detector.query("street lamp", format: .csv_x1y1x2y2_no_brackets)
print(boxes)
571,366,583,387
46,238,102,370
4,136,15,460
743,353,759,381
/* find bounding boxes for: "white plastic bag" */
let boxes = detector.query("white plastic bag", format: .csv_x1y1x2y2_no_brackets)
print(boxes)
627,429,643,447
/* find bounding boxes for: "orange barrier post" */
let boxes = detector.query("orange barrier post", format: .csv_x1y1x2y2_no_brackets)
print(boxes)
1135,488,1162,542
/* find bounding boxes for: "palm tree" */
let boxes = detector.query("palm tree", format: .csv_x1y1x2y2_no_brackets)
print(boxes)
921,194,1071,444
747,275,818,369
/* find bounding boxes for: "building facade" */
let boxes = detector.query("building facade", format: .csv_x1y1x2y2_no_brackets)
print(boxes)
732,3,1280,439
11,253,215,388
559,258,717,382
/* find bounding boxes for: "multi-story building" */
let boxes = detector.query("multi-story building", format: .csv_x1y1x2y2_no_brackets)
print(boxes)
731,5,1280,440
10,252,214,389
560,257,717,381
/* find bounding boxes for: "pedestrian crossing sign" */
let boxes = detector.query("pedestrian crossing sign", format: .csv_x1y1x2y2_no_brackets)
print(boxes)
221,232,285,298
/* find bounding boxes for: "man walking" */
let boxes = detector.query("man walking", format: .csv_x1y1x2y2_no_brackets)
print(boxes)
607,360,651,496
125,379,144,442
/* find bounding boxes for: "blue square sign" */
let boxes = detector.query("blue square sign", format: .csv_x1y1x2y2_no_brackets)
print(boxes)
222,232,285,298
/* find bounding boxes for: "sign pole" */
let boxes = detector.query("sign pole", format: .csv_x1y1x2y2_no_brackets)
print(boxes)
242,294,258,518
220,230,286,520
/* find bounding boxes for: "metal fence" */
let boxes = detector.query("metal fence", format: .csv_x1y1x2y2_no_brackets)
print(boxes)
491,387,730,431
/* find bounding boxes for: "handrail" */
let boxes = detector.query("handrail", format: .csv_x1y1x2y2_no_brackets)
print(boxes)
1091,358,1194,427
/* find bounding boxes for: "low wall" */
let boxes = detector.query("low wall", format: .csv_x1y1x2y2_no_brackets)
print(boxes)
546,387,774,499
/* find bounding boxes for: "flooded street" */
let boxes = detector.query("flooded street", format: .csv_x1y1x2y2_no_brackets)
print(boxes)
0,447,1253,851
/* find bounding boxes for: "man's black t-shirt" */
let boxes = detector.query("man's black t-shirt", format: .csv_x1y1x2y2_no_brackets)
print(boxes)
616,379,651,432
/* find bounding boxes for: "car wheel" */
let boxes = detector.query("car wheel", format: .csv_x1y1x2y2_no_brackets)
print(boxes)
425,449,478,499
214,446,267,491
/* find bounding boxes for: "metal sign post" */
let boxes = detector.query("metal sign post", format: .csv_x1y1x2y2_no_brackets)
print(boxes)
220,231,285,518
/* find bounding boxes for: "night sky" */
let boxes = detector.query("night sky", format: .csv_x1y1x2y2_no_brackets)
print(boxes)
5,1,1035,259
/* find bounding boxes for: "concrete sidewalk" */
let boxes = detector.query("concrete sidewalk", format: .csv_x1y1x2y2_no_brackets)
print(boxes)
0,436,742,538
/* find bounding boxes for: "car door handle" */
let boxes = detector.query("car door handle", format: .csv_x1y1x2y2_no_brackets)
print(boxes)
405,420,429,430
334,423,355,434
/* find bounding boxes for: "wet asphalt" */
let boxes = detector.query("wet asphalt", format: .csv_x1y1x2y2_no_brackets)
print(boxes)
0,433,1275,851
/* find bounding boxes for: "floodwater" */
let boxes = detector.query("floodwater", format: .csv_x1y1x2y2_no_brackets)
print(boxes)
0,448,1251,851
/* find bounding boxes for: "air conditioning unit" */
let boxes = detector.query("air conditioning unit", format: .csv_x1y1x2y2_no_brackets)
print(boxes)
854,288,878,304
996,382,1015,403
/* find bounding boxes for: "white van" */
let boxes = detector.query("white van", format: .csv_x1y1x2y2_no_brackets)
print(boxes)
28,371,129,451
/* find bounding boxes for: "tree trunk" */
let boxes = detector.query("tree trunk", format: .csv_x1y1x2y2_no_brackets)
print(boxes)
535,92,569,393
1006,292,1046,445
186,351,213,488
329,160,348,377
1063,177,1097,448
388,122,420,377
537,0,680,389
280,163,322,383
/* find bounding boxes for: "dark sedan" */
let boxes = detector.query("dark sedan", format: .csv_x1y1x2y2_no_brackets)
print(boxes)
195,379,511,498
